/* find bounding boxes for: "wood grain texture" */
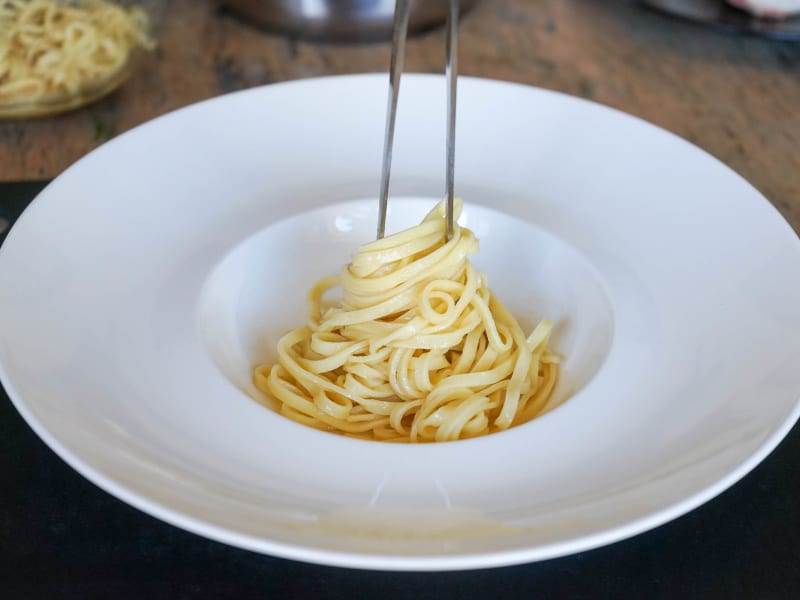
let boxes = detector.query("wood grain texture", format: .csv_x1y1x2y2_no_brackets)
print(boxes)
1,0,798,231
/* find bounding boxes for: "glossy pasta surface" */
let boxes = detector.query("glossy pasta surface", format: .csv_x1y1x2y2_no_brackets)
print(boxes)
254,200,560,443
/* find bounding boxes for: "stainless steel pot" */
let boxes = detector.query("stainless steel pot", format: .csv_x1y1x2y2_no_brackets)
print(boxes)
219,0,478,41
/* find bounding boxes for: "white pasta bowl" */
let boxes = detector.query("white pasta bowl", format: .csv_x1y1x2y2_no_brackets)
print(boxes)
1,74,799,570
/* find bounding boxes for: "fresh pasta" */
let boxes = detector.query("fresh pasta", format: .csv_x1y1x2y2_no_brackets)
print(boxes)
253,199,560,443
0,0,154,104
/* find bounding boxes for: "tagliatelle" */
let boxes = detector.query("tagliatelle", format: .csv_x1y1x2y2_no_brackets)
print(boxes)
253,199,560,443
0,0,154,104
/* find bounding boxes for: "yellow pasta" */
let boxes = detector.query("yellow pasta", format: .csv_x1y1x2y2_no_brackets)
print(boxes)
0,0,154,104
253,199,560,443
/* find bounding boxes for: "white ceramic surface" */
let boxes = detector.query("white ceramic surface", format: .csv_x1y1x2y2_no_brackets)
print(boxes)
1,75,799,571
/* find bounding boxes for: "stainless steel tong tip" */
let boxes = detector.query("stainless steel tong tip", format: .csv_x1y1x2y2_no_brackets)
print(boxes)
377,0,459,242
445,0,459,241
376,0,411,240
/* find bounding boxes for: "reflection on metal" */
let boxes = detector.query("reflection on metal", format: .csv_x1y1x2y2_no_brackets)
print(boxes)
220,0,478,42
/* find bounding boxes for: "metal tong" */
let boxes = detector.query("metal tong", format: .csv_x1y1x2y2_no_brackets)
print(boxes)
376,0,459,241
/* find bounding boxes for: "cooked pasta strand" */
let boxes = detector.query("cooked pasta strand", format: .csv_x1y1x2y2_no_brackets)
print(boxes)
254,199,561,442
0,0,154,104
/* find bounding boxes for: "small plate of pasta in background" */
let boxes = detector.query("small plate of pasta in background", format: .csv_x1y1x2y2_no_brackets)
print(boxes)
0,0,160,118
1,74,799,570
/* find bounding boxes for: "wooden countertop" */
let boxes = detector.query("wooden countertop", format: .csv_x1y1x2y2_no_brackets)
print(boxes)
1,0,798,232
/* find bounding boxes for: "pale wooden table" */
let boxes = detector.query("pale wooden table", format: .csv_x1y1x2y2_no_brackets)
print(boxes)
1,0,799,231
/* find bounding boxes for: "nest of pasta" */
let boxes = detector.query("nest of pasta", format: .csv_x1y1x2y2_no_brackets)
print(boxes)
0,0,154,113
254,199,560,443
